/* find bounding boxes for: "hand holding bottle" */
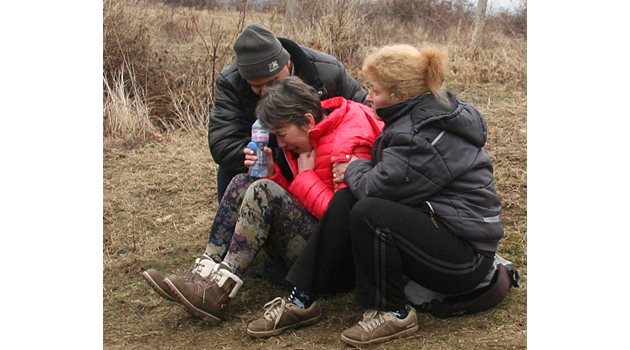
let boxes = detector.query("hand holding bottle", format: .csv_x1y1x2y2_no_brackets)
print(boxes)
244,143,274,177
247,119,271,178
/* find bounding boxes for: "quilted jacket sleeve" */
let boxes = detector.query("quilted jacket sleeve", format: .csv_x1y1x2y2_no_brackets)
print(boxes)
208,75,251,172
344,133,451,205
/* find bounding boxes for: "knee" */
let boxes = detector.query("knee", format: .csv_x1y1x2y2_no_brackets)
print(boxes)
247,178,279,192
334,187,356,202
244,179,284,200
226,173,251,191
350,198,382,218
349,198,383,237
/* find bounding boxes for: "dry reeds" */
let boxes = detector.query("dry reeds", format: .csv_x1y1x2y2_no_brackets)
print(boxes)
103,67,157,145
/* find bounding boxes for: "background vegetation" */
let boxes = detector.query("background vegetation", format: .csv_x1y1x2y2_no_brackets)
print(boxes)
103,0,526,348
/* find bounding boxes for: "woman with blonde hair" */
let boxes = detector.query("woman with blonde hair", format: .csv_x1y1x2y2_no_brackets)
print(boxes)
330,44,505,346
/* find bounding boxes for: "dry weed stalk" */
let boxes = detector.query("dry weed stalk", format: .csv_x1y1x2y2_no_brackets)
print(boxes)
103,67,157,143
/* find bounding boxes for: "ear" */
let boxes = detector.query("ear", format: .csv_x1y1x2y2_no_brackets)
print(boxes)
304,113,316,130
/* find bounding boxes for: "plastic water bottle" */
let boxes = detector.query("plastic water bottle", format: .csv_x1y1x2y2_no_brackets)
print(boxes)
248,119,269,178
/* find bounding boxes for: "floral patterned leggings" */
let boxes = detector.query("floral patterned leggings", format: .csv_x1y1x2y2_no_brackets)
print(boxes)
204,174,318,277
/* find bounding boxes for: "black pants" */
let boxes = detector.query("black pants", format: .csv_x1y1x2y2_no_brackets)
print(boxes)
286,188,357,297
349,198,494,312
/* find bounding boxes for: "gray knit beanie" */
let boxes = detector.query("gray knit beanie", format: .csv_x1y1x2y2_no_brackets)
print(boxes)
233,24,290,80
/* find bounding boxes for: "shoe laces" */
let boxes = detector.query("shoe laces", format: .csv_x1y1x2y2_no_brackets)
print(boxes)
358,310,386,332
183,259,204,281
262,297,287,329
198,265,223,303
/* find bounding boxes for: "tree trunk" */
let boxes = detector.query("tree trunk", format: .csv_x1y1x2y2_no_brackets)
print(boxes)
470,0,488,54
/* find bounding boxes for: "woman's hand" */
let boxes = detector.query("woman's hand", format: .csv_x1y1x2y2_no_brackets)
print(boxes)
297,150,316,173
243,146,275,176
332,155,358,184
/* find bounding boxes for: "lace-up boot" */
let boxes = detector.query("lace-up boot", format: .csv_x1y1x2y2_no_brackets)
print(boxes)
247,297,322,338
164,263,243,324
340,306,418,347
142,256,217,302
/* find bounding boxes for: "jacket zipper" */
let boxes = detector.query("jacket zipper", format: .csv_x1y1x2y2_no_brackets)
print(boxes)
426,201,439,229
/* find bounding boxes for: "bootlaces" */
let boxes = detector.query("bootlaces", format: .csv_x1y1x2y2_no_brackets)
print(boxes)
183,259,205,281
199,264,223,289
262,297,287,329
358,310,386,332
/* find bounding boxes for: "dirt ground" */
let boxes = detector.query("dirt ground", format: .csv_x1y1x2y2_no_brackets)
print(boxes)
103,84,526,349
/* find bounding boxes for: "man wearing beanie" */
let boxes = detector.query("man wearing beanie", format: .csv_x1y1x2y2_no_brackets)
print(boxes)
208,23,367,202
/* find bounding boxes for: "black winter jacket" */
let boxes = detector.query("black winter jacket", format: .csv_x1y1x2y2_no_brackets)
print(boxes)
208,38,367,173
344,92,504,253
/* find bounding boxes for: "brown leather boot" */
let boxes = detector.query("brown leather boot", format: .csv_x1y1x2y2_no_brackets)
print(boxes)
142,256,217,303
164,263,243,325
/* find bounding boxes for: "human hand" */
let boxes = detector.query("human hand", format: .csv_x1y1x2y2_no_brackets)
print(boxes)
243,145,275,176
332,155,358,184
297,150,316,172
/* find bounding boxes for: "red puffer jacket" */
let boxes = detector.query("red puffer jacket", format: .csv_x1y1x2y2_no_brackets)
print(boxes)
268,97,383,219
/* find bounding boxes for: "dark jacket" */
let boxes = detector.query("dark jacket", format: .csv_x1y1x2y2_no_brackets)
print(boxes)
344,92,504,253
208,38,368,174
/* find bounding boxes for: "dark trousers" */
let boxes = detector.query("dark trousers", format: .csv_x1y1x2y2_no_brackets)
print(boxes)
286,188,357,297
217,165,244,203
349,198,494,312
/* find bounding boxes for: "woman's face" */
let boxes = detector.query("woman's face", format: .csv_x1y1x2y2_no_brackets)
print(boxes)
273,120,313,154
365,75,393,110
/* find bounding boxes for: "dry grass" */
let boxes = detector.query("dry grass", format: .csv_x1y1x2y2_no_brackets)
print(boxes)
103,1,526,349
103,67,160,147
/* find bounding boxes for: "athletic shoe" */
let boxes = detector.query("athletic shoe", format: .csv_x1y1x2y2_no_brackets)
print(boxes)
340,306,418,347
247,297,322,338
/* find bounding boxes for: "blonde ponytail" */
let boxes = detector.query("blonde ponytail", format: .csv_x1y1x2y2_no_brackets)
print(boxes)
420,46,448,104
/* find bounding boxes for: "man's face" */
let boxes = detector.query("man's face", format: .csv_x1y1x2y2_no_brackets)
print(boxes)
246,62,292,95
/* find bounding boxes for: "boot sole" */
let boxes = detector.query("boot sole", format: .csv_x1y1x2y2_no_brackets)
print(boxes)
163,278,222,325
142,271,178,302
340,323,419,347
246,312,322,338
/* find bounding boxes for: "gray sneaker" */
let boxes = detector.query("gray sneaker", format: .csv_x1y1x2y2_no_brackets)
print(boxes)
340,307,418,347
247,297,322,338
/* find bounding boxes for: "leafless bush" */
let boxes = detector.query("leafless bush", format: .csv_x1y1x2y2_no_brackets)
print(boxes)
364,0,475,40
103,0,526,144
159,7,198,42
488,3,527,38
162,19,229,132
